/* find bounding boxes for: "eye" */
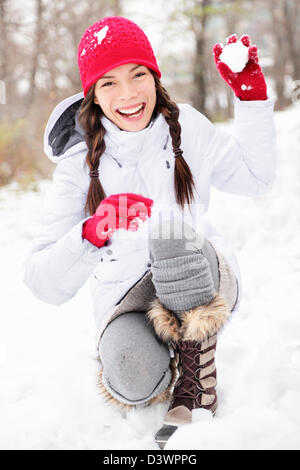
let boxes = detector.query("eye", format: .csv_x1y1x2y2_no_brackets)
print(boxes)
102,72,145,87
135,72,146,78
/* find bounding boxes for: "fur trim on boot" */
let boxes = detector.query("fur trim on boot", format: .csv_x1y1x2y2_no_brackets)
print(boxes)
179,294,230,342
146,298,181,344
146,294,230,344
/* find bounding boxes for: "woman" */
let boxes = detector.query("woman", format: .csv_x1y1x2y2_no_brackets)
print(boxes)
24,16,276,448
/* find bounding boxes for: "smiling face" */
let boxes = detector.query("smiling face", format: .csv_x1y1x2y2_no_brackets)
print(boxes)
93,63,157,131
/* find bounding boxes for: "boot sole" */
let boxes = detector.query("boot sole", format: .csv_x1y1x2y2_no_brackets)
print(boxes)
154,424,178,449
154,411,216,448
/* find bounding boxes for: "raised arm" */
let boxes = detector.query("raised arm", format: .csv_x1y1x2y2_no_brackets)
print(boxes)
207,96,276,196
207,33,276,196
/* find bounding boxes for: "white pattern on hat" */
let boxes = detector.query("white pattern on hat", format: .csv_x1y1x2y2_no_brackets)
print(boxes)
94,25,109,45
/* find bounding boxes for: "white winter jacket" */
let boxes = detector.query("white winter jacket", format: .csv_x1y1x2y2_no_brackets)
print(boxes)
24,91,276,348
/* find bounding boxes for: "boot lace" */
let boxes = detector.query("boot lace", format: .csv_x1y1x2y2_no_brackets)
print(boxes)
172,341,205,405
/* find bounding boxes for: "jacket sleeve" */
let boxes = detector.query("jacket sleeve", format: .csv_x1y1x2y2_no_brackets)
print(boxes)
23,155,101,306
201,96,276,197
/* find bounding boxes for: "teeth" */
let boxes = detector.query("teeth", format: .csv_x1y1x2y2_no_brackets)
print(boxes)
118,104,143,115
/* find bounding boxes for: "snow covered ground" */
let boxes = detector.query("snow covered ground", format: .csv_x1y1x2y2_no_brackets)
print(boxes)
0,102,300,450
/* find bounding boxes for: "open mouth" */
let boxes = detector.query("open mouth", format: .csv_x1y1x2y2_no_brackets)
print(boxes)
116,103,146,120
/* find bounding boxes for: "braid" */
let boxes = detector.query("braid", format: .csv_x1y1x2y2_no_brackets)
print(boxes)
79,84,106,216
151,71,196,208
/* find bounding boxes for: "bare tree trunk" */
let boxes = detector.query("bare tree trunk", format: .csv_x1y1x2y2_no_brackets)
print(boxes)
190,0,211,117
193,32,207,114
0,0,8,117
283,0,300,81
270,0,289,109
0,0,8,80
23,0,44,114
111,0,122,16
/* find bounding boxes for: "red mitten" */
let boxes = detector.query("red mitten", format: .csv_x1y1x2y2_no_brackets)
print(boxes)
213,34,267,101
82,193,153,248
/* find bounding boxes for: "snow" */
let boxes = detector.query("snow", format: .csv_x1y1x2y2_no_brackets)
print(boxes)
1,102,300,450
94,25,109,46
219,40,249,73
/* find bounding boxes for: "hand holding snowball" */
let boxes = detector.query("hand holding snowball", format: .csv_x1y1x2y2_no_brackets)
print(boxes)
82,193,153,248
213,34,267,101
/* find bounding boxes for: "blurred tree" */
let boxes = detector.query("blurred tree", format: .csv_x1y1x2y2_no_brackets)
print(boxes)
111,0,122,16
251,0,299,109
189,0,212,116
25,0,123,108
0,0,8,90
23,0,45,115
0,0,125,186
283,0,300,82
167,0,247,118
269,0,290,109
0,0,24,121
166,0,215,117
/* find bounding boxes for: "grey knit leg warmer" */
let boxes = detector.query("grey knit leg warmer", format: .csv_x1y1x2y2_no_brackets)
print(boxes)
150,219,219,316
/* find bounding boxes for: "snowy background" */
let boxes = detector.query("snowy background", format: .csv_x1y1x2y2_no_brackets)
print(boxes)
0,101,300,450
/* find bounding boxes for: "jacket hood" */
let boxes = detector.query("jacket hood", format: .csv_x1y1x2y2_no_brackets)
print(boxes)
44,92,87,163
44,91,170,165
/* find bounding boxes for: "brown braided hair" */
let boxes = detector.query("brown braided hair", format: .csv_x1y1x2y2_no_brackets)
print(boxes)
79,69,196,217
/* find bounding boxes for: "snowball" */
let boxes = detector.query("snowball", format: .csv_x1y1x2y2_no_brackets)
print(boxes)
94,25,109,45
219,40,249,73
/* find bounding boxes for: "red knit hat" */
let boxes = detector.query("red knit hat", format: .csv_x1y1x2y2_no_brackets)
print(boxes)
77,16,161,97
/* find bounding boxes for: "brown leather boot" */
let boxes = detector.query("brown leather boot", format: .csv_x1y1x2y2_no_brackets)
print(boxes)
165,335,218,426
147,294,230,449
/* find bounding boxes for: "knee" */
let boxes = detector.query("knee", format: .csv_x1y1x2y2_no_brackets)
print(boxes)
104,344,170,401
99,313,171,401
